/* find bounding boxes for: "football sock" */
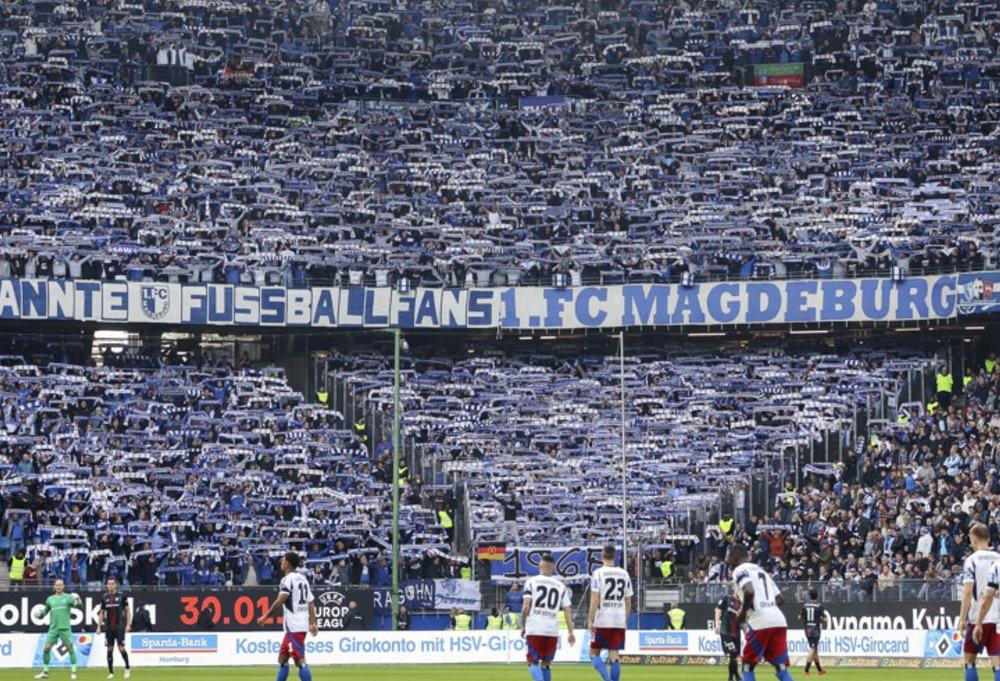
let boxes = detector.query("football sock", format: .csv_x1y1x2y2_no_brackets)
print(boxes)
69,647,77,666
610,660,621,681
529,663,544,681
276,664,290,681
121,649,130,669
805,662,811,672
591,655,610,681
298,665,312,681
775,668,794,681
43,646,50,672
815,661,822,673
993,667,999,681
968,664,980,681
108,650,115,673
542,667,552,681
730,658,740,680
742,667,757,681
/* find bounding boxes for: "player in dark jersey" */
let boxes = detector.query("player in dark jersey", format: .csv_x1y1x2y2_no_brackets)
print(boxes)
798,589,827,676
96,578,132,679
715,589,742,681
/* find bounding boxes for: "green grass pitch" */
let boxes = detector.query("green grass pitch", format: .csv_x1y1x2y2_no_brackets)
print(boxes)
0,666,966,681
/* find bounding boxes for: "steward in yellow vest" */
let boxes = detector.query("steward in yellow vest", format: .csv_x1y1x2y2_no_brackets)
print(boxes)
486,609,503,630
936,367,954,408
316,388,329,406
660,559,674,580
667,604,686,630
936,368,954,394
9,551,26,582
503,611,520,629
455,611,472,630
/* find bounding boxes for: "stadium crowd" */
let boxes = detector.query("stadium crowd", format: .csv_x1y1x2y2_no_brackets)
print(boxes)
0,346,454,588
0,0,999,287
3,0,1000,608
0,336,952,596
642,353,1000,602
328,341,944,583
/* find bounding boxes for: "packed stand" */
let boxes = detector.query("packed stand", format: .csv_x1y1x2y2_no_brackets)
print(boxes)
327,341,937,568
0,349,451,589
1,0,1000,287
644,353,1000,602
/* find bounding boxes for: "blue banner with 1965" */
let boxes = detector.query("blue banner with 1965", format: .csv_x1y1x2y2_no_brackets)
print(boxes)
489,546,616,584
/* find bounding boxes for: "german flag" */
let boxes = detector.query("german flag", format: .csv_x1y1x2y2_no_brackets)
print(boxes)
477,543,507,561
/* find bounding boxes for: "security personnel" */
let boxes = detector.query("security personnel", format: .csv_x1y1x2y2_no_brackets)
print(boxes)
397,462,409,483
659,556,674,581
438,508,454,542
486,608,503,630
667,603,687,630
316,385,329,407
558,609,569,629
460,564,472,580
9,549,26,583
779,490,797,521
936,365,954,409
927,397,939,416
987,353,997,376
354,416,368,443
503,610,520,630
454,609,472,630
719,512,735,537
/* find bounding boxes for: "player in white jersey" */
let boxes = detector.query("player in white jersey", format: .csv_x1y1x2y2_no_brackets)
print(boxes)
965,523,1000,680
975,554,1000,679
522,554,576,681
728,544,795,681
587,545,633,681
258,551,319,681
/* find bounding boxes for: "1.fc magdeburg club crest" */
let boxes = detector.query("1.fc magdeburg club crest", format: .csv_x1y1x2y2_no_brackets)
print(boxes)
140,285,170,320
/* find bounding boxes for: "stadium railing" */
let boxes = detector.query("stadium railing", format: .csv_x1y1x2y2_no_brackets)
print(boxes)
649,580,961,605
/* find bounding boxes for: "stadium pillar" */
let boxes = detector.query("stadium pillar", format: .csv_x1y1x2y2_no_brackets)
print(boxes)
392,328,401,631
618,332,627,569
779,449,785,493
764,457,770,516
794,447,800,490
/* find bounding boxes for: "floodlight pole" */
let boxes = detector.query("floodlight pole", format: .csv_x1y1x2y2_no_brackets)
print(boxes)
619,332,627,570
392,328,401,631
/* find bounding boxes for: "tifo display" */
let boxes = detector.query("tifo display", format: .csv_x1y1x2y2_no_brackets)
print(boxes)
3,0,1000,677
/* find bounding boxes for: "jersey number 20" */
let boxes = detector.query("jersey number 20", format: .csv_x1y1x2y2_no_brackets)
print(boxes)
535,585,561,610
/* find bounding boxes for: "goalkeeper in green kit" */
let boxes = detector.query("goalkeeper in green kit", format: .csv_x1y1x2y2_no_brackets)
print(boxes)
34,579,84,680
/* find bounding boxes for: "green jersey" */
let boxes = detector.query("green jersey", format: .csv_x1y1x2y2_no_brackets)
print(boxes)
42,593,81,631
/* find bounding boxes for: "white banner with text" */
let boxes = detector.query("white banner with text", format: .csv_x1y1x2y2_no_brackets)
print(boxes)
0,629,968,668
0,271,996,329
